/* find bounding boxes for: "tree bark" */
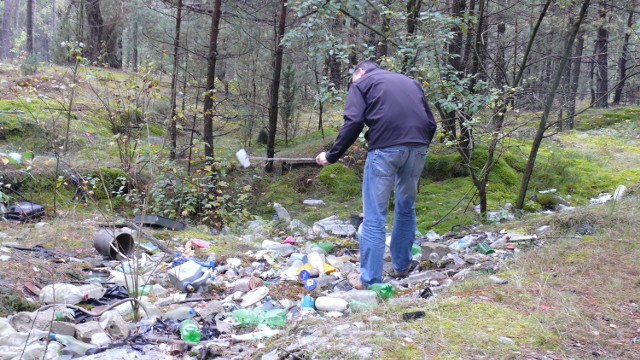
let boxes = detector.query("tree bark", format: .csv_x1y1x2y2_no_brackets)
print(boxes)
26,0,34,55
203,0,222,161
85,0,104,62
168,0,183,161
265,0,287,172
516,0,591,210
613,0,635,105
1,0,15,59
594,0,609,108
567,28,586,129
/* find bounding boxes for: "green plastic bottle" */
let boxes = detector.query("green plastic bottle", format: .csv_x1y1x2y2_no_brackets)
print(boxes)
179,319,201,343
368,283,395,299
411,243,422,255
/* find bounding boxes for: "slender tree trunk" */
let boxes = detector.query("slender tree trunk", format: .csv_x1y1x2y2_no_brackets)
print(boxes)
516,0,591,209
402,0,422,73
132,18,138,71
265,0,287,172
567,28,586,129
590,47,596,105
613,0,635,105
463,0,476,70
26,0,34,55
203,0,222,161
594,0,609,108
1,0,16,59
168,0,183,161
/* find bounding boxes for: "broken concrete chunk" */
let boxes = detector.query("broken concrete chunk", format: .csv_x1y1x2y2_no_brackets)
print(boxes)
99,310,130,339
313,216,356,237
75,321,107,343
51,321,77,337
9,309,55,332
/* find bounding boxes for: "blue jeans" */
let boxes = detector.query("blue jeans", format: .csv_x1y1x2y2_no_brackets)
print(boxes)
358,144,427,286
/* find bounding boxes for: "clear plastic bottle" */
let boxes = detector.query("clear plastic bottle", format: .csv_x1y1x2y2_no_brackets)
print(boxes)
328,290,378,306
179,319,201,343
164,306,196,320
49,333,96,356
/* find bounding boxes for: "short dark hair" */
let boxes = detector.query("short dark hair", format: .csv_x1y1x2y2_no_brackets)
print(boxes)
355,60,380,73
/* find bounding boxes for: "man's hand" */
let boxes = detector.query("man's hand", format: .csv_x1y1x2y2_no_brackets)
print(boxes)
315,152,329,166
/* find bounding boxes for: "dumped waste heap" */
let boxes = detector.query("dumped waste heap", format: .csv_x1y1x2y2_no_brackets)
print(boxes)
0,202,564,359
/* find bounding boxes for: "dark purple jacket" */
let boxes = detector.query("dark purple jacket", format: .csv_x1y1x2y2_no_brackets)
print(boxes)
325,68,437,163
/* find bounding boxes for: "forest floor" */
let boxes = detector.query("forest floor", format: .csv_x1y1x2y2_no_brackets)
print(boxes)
1,62,639,359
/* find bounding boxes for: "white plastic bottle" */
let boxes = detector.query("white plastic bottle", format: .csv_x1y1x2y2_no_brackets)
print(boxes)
164,306,196,320
49,333,96,356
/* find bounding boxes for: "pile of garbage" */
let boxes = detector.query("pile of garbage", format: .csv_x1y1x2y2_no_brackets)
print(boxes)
0,202,551,359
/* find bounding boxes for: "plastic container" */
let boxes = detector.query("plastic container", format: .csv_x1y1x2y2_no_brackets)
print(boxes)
179,319,201,343
168,260,212,292
233,277,264,292
54,308,76,321
314,297,349,312
411,243,422,255
310,242,334,254
327,290,378,306
230,308,286,327
428,252,440,263
49,333,96,356
39,283,85,305
301,295,315,309
77,283,106,299
164,306,196,320
368,283,395,299
349,299,374,312
476,242,495,255
303,278,317,291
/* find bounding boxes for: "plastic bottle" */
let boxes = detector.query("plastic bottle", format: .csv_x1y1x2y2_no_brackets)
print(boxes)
428,252,440,263
49,333,96,356
301,295,315,309
368,283,395,299
231,309,286,327
349,299,374,312
328,290,378,306
54,308,76,321
164,306,196,320
309,242,334,254
411,243,422,255
77,283,106,300
179,319,202,343
475,242,495,255
314,297,349,312
39,283,85,305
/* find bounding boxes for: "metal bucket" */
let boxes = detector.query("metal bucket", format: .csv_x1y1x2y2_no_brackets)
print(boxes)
94,229,135,260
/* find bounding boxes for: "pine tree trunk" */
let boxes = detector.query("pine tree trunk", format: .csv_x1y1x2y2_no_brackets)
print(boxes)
567,28,586,129
613,0,635,105
169,0,183,161
266,0,287,172
203,0,222,161
594,0,609,108
1,0,15,59
26,0,34,55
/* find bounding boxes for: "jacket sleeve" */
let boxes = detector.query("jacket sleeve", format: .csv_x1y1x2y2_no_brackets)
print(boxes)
325,85,366,163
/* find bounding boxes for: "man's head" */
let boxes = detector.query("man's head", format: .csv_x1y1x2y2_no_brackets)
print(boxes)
352,60,380,82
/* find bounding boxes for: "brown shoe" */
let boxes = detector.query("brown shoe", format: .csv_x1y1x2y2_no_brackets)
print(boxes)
347,272,367,290
387,260,420,279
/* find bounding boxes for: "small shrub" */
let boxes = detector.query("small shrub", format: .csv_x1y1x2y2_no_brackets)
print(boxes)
20,54,38,76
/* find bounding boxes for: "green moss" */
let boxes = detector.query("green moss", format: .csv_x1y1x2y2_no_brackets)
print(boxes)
318,163,360,198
